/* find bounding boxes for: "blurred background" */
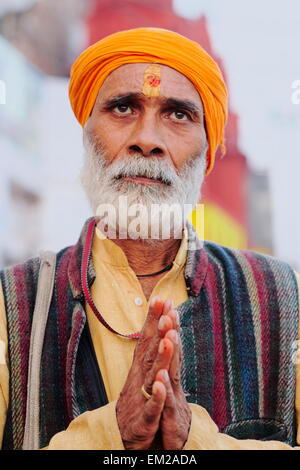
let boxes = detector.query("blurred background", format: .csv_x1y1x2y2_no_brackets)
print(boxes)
0,0,299,269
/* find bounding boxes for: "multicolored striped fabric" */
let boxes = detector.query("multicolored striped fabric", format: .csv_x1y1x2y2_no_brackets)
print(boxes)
1,223,107,450
180,239,299,443
0,218,299,448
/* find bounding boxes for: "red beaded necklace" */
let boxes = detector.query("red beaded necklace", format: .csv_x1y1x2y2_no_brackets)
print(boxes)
81,218,141,339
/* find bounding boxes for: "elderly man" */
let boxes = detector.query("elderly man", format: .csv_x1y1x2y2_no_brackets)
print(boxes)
0,28,299,451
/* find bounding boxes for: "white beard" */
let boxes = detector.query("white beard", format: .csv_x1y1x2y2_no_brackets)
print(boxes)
80,132,207,243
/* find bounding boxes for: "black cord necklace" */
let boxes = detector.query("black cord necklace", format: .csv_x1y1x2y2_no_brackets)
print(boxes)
82,218,175,339
136,262,173,278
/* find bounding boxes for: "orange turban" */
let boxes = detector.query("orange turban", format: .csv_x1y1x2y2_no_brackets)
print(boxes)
69,27,228,174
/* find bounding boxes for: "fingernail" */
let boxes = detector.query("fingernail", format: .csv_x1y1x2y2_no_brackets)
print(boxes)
171,309,179,328
169,330,178,344
162,370,169,382
158,316,165,330
159,339,165,354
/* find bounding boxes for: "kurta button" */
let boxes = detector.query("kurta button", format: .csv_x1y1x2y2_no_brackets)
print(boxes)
134,297,143,306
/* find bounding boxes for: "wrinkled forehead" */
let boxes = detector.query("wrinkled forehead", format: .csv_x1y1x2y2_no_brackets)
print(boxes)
95,62,204,110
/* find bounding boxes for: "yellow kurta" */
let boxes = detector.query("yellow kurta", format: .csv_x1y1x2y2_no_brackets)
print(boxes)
88,227,188,403
0,229,300,450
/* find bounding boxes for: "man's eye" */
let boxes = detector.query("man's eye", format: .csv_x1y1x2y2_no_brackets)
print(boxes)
171,110,189,121
114,104,132,115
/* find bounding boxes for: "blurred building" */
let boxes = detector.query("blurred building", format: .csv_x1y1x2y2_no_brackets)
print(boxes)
0,36,43,266
0,0,92,76
248,170,273,254
0,32,89,268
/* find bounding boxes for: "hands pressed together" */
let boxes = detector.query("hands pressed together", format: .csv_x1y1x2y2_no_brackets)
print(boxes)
116,297,191,450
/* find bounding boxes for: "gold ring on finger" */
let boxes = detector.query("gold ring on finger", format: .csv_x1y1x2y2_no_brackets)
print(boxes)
141,384,152,400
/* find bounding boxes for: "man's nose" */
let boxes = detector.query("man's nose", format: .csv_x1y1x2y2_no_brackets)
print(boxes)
127,114,167,157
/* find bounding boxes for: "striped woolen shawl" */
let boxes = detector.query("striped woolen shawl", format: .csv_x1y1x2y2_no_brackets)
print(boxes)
0,217,299,449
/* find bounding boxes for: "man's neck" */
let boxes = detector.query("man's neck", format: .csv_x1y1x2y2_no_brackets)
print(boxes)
97,224,182,276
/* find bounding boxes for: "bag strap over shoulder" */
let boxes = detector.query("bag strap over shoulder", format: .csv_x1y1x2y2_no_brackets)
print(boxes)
22,251,56,450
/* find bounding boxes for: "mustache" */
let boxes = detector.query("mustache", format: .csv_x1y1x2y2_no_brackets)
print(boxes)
83,129,206,193
100,154,180,187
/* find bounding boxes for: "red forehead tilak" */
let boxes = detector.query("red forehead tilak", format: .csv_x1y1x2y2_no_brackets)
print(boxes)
142,64,161,97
